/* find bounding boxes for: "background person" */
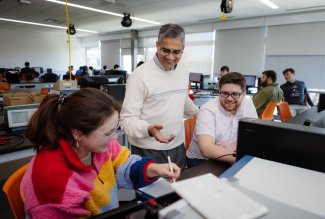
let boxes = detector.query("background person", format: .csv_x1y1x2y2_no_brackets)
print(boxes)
21,88,180,218
252,70,284,118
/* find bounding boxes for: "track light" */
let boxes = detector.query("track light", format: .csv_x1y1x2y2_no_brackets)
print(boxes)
121,13,132,27
220,0,234,13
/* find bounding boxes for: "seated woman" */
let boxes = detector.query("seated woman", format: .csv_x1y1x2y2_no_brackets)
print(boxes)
21,87,180,218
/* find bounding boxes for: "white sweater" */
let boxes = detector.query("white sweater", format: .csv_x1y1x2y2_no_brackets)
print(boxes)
120,57,198,150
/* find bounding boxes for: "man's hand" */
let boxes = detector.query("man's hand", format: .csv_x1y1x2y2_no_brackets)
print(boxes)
148,124,175,143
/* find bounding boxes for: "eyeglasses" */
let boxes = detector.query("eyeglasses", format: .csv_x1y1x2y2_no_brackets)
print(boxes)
160,47,183,57
94,124,119,143
220,91,243,99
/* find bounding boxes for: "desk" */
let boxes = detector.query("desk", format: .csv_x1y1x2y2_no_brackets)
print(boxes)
90,159,230,219
221,156,325,218
287,106,318,125
10,82,54,89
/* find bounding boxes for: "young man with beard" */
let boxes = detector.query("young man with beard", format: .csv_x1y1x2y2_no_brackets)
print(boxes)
186,72,257,167
120,24,199,169
252,70,284,118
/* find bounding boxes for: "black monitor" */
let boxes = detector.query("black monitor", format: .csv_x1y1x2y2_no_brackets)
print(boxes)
80,76,109,89
5,71,20,83
236,118,325,173
318,93,325,113
243,75,256,87
105,70,127,83
46,68,53,74
189,72,203,89
32,67,43,74
304,109,325,128
100,84,126,105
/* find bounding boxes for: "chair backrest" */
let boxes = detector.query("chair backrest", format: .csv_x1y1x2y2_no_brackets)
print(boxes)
184,117,196,151
261,101,278,121
277,101,293,122
3,164,29,219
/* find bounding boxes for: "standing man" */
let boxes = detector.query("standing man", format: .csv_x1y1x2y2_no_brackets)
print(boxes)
280,68,314,114
186,73,257,167
252,70,284,118
120,23,199,169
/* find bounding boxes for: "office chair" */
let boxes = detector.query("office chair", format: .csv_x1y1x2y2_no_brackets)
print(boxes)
3,163,29,219
261,101,278,121
184,117,196,151
277,101,293,122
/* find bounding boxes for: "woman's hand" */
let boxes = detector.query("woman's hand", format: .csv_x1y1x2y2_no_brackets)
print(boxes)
146,163,181,183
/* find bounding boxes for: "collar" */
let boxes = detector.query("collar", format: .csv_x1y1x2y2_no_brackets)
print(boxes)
153,53,177,71
59,139,93,172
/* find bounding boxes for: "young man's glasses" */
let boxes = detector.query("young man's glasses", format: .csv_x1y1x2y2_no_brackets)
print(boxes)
160,48,183,57
220,91,243,99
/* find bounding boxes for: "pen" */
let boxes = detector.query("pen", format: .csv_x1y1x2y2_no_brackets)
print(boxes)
167,156,176,183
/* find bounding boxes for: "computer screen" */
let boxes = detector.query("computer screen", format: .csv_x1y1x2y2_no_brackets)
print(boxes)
3,104,39,129
304,109,325,128
243,75,256,87
105,70,127,83
32,67,43,74
101,84,126,105
189,72,203,83
236,118,325,173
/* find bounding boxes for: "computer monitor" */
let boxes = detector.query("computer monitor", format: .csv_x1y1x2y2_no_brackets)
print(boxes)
105,70,127,83
32,67,43,74
318,93,325,113
236,118,325,173
243,75,256,87
304,109,325,128
46,68,53,74
100,84,126,105
80,76,109,89
3,104,39,129
189,72,203,89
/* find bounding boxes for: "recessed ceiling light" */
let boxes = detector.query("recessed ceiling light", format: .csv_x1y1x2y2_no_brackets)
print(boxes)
0,17,98,33
45,0,160,25
259,0,279,9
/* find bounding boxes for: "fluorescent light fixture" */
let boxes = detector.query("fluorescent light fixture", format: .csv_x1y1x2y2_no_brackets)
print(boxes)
0,17,98,33
259,0,279,9
45,0,160,25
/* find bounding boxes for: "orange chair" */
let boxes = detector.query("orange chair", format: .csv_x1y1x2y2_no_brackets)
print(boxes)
277,101,293,122
261,101,278,121
3,164,29,219
184,117,196,151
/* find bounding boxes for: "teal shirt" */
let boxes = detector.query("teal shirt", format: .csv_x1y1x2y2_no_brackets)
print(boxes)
252,83,284,118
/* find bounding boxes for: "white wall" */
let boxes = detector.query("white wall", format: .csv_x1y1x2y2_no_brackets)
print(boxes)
0,29,85,75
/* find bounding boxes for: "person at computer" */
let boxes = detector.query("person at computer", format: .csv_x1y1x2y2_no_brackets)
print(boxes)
186,72,258,167
20,61,38,81
113,64,120,70
252,70,284,118
216,65,230,91
100,65,108,75
64,65,75,80
120,23,199,169
280,68,314,116
21,88,181,218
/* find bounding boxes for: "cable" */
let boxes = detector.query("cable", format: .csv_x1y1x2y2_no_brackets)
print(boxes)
215,152,236,160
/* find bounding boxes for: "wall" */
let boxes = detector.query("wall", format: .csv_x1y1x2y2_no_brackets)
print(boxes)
0,28,85,75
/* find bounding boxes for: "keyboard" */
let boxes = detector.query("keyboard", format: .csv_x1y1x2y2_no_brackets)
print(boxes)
171,173,268,219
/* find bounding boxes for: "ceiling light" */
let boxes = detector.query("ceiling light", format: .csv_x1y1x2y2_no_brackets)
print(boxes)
121,13,132,27
45,0,160,25
259,0,279,9
0,17,98,33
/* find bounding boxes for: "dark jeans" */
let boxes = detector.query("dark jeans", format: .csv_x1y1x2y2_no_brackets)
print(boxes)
131,143,186,170
186,157,206,168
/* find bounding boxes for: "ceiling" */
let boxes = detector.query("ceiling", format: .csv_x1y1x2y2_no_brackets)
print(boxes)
1,0,325,37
